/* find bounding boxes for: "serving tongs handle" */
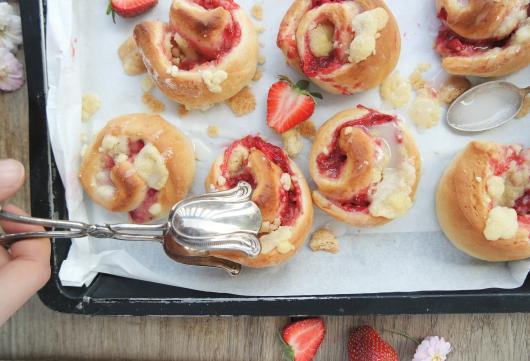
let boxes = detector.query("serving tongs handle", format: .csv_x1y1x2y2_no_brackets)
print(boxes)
0,206,167,248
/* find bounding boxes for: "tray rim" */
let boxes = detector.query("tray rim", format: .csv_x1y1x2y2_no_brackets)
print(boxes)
22,0,530,316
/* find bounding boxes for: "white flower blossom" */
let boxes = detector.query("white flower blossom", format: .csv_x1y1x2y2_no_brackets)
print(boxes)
0,2,22,51
413,336,452,361
0,47,24,91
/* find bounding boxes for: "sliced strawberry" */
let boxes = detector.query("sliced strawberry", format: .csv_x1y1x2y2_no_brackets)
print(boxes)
281,318,325,361
348,325,398,361
107,0,158,21
267,76,322,134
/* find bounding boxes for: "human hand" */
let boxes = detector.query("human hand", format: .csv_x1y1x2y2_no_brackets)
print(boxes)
0,159,50,325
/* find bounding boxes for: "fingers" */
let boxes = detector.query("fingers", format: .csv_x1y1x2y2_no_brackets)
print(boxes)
0,204,50,263
0,159,25,201
0,204,51,325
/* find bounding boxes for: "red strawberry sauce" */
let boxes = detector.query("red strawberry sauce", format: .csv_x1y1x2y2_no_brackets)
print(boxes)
435,26,510,57
100,138,161,224
220,136,302,226
316,106,396,179
171,0,241,70
311,0,347,8
490,147,525,176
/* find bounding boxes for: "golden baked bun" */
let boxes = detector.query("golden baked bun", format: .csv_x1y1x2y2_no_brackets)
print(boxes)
277,0,400,95
435,0,530,77
134,0,258,110
79,114,195,224
309,106,421,227
203,135,314,268
436,141,530,261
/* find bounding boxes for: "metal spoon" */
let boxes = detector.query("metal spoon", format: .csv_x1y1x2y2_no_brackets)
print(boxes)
446,81,529,132
0,182,262,275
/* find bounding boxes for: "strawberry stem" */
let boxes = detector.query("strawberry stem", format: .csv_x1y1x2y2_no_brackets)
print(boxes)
106,0,116,23
383,329,421,345
278,331,295,361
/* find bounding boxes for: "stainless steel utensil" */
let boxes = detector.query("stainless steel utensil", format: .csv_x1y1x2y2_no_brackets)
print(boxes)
0,182,262,275
446,80,529,132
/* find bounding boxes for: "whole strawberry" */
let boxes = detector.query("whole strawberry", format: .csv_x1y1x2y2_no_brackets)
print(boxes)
107,0,158,22
281,318,325,361
348,325,398,361
267,76,322,133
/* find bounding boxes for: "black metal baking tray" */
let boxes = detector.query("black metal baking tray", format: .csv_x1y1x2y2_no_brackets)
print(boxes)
21,0,530,316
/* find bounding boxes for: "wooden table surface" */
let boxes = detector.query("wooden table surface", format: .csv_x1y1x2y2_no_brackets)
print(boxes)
1,50,530,361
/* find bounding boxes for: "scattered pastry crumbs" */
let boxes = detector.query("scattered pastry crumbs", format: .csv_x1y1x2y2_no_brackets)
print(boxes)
251,4,263,20
141,75,154,92
438,76,471,104
177,104,188,117
118,36,146,76
253,68,263,81
207,125,219,138
142,92,165,113
297,119,317,139
282,129,303,158
516,94,530,119
255,24,265,33
380,71,412,108
408,88,442,130
81,92,101,122
227,87,256,116
409,63,431,90
309,228,339,254
258,54,266,65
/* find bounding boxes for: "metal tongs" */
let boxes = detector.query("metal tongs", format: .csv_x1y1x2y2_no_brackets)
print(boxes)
0,182,262,275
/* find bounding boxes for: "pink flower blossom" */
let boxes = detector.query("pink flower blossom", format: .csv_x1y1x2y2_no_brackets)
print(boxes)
0,47,24,91
0,3,22,51
412,336,452,361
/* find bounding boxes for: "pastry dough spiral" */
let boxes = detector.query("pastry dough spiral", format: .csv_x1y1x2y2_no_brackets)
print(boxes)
277,0,400,95
435,0,530,77
205,136,313,267
436,141,530,261
309,106,420,227
134,0,258,110
79,114,195,224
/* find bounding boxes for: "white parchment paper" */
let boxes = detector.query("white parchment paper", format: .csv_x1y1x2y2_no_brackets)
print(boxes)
46,0,530,295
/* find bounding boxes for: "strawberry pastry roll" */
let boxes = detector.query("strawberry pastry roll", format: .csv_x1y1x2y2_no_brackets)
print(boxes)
435,0,530,76
277,0,400,95
205,136,313,267
437,141,530,261
134,0,258,109
309,106,421,227
79,114,195,224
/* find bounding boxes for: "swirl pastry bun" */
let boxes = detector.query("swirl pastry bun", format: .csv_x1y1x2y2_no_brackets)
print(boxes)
79,114,195,224
204,136,314,268
309,106,421,227
277,0,400,95
435,0,530,77
436,141,530,261
134,0,258,110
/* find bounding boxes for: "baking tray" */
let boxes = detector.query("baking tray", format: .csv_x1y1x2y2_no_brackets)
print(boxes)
20,0,530,316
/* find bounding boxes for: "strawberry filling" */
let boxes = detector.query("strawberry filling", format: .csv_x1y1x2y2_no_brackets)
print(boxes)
129,188,159,224
310,0,347,9
316,105,396,178
490,147,525,176
169,0,241,69
435,27,510,57
194,0,239,10
100,138,162,223
220,136,302,226
302,41,343,77
333,189,371,213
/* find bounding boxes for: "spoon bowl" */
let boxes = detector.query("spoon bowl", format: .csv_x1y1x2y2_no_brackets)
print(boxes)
446,80,529,132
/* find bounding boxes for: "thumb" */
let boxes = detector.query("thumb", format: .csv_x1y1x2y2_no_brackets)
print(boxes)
0,159,25,201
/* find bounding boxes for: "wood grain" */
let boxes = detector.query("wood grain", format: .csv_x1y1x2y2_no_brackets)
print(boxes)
1,31,530,361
